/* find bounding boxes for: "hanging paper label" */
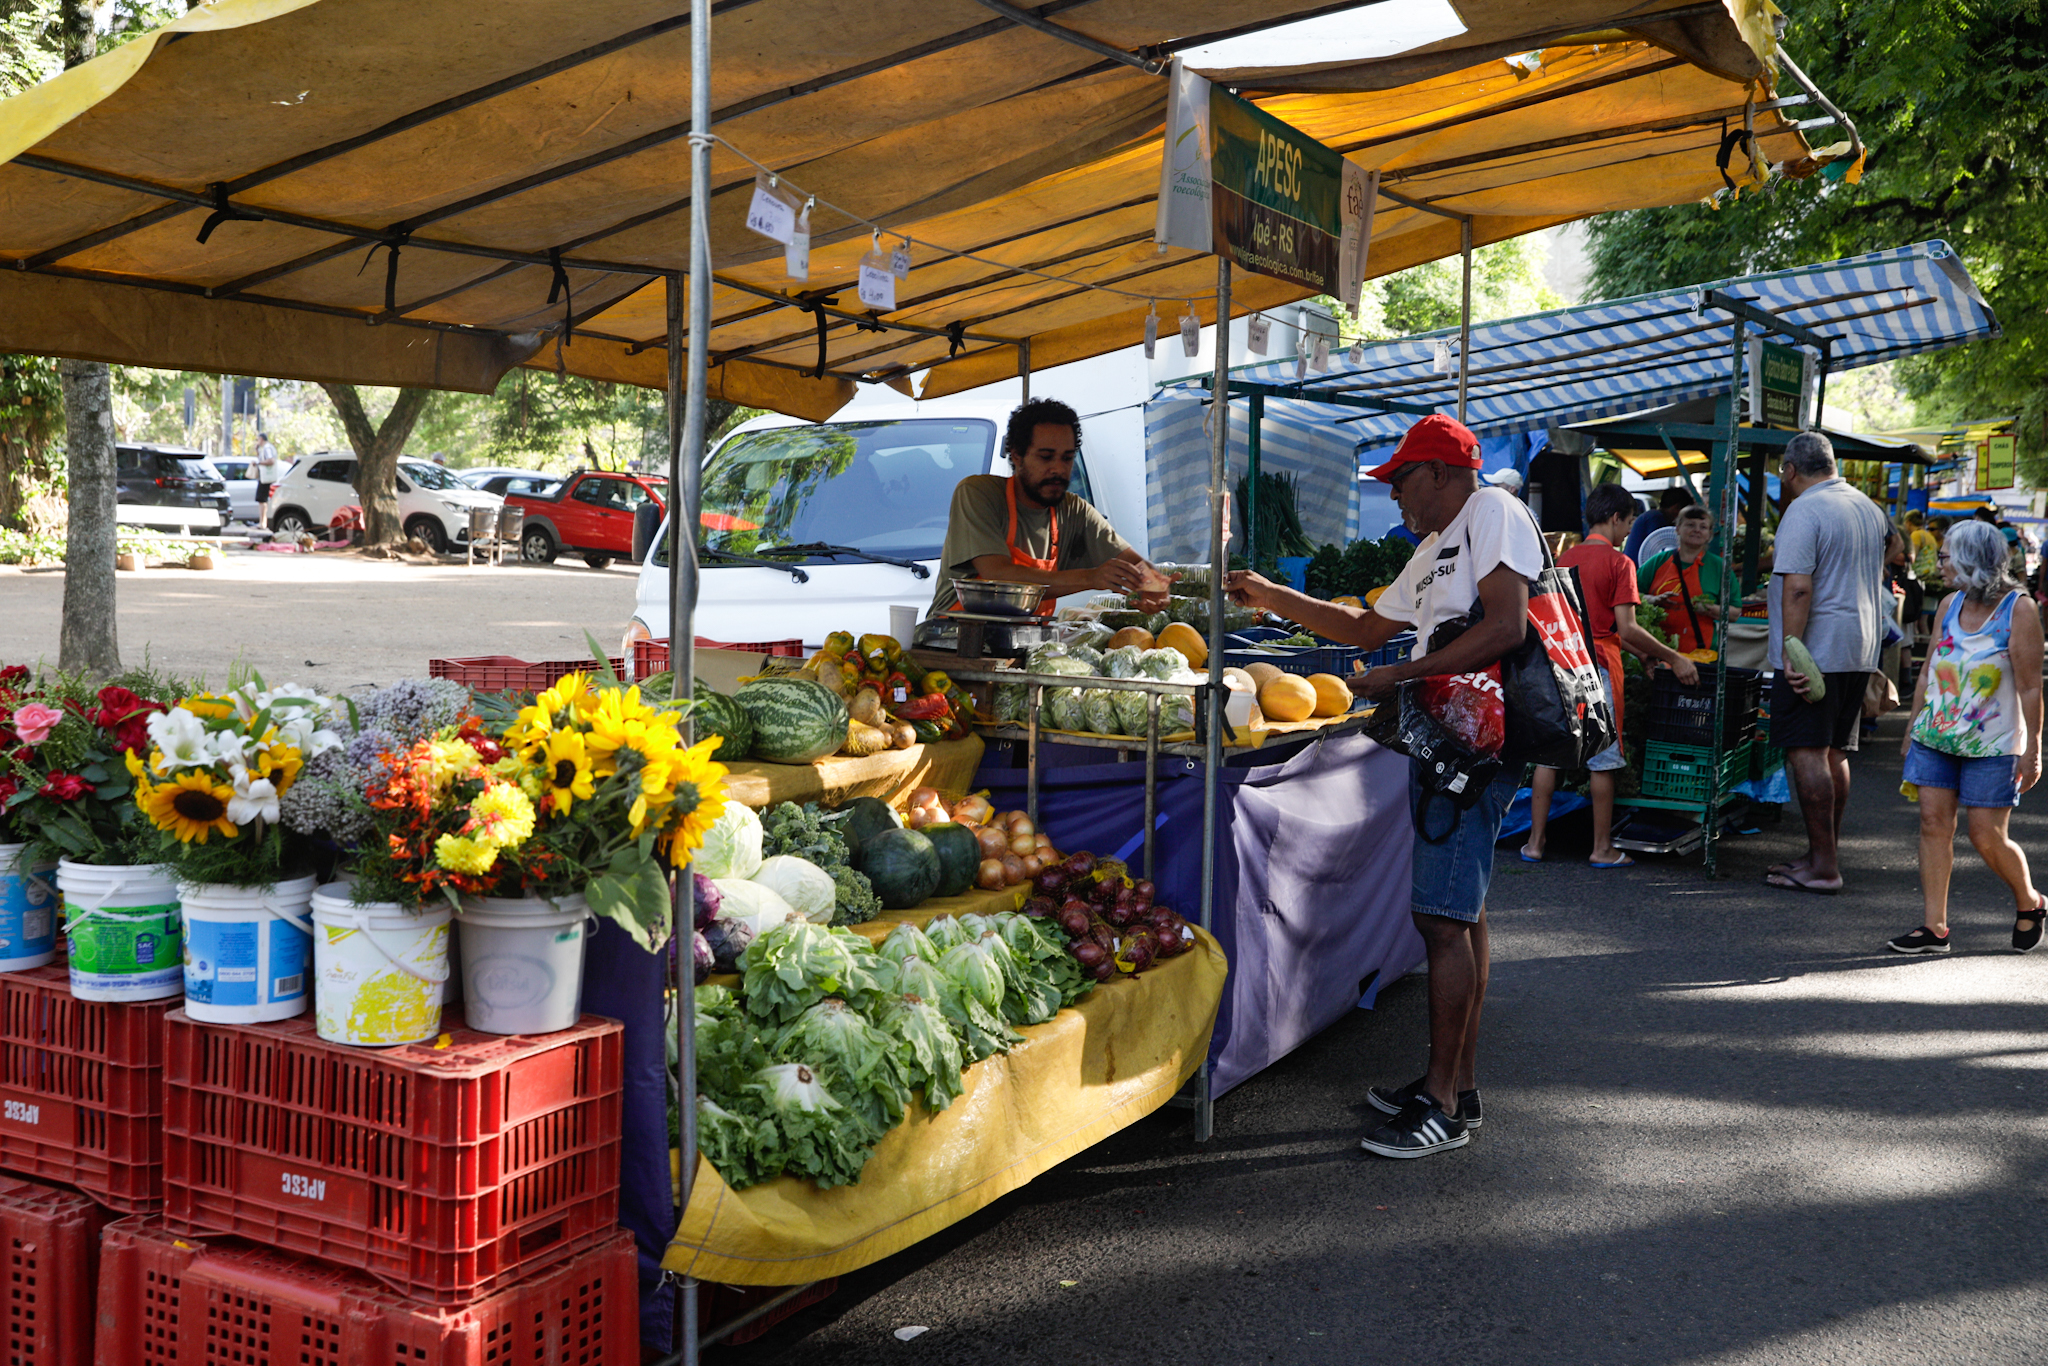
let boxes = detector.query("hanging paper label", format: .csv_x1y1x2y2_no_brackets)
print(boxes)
889,242,912,280
1294,351,1308,380
1337,165,1378,315
1246,314,1271,355
1155,60,1215,255
1433,339,1454,374
1179,309,1200,357
785,226,810,281
1311,336,1330,372
1143,311,1159,360
1348,338,1365,365
858,254,896,310
745,177,796,244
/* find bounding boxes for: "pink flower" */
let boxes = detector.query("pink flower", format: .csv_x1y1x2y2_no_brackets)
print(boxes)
12,703,61,746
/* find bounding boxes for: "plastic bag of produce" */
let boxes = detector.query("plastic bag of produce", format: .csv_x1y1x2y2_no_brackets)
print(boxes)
994,682,1028,723
1102,646,1143,679
1025,641,1071,673
1047,686,1090,732
1067,643,1105,672
1111,687,1151,736
1081,688,1122,735
1068,623,1113,652
1137,648,1183,681
1159,665,1203,733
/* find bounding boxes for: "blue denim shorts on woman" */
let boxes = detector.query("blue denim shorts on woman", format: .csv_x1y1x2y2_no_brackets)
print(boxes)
1409,762,1521,923
1903,740,2021,808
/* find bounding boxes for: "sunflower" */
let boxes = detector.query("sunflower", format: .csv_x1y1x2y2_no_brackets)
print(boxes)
254,738,304,792
655,735,728,855
140,770,238,843
539,671,597,718
583,687,676,776
538,729,596,816
179,693,238,722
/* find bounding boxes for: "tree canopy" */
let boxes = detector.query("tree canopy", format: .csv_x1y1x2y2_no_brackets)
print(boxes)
1586,0,2047,475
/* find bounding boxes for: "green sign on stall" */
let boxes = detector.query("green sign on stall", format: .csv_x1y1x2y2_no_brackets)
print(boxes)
1751,341,1806,430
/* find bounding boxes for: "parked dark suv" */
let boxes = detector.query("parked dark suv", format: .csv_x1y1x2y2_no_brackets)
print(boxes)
114,444,231,531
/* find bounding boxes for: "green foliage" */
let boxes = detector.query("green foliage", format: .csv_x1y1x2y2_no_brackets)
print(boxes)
1584,0,2048,474
1303,534,1414,601
1233,470,1315,571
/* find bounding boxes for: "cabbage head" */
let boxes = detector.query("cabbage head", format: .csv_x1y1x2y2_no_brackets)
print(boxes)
697,801,764,879
752,855,837,925
711,877,794,938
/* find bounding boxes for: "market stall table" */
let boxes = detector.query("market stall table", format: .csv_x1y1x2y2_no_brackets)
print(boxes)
718,737,985,809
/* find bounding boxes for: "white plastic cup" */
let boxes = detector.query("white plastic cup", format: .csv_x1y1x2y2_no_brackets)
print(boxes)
0,844,58,973
177,876,317,1023
57,860,183,1002
890,604,919,651
452,893,590,1036
310,883,450,1047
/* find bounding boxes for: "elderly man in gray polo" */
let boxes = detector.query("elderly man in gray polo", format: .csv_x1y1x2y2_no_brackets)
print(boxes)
1765,431,1892,894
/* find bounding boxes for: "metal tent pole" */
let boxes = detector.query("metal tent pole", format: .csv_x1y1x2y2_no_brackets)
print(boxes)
670,1,713,1358
1457,219,1473,423
1019,338,1031,405
1245,391,1263,569
1703,318,1745,877
1196,255,1230,1145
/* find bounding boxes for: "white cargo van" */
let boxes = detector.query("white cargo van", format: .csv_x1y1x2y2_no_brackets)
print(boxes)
624,393,1148,656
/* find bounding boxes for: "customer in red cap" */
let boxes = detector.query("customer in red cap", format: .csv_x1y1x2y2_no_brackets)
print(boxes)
1226,413,1543,1159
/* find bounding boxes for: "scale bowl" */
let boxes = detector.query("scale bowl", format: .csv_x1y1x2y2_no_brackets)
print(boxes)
952,578,1046,617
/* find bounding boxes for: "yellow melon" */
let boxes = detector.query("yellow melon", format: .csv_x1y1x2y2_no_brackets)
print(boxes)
1156,621,1208,669
1306,673,1352,717
1223,667,1257,694
1364,585,1390,607
1244,662,1286,689
1106,626,1155,651
1259,674,1317,723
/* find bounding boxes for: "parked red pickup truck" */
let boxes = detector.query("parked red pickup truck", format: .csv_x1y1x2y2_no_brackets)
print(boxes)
505,471,669,568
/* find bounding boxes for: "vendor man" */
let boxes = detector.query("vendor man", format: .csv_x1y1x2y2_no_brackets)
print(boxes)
928,398,1169,617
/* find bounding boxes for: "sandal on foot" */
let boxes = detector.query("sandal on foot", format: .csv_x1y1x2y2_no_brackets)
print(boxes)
2016,898,2046,954
1887,925,1951,954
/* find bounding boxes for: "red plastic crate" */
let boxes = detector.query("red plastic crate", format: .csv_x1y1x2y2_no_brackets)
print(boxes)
700,1278,838,1346
631,636,806,678
162,1011,622,1305
0,1175,104,1366
425,656,626,693
0,962,170,1213
94,1217,636,1365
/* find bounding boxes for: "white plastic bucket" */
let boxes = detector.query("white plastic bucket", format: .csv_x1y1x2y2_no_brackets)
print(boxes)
453,893,590,1036
0,844,58,973
310,884,449,1047
178,876,317,1024
56,860,182,1002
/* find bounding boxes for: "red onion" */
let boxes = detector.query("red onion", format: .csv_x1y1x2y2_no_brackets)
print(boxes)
1057,906,1092,938
1063,852,1096,879
1071,940,1108,968
1023,896,1057,918
1035,868,1070,897
1088,960,1117,981
1132,879,1155,908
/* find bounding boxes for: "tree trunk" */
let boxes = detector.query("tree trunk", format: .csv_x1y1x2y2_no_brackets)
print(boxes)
56,0,119,677
318,384,432,546
58,359,120,676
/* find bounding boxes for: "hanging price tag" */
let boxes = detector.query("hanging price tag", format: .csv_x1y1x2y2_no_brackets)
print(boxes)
783,200,812,281
1348,338,1365,365
1433,338,1454,374
1311,336,1330,372
889,240,912,280
1143,309,1159,360
858,253,896,310
745,176,796,244
1179,306,1200,358
1246,314,1271,356
1294,351,1308,381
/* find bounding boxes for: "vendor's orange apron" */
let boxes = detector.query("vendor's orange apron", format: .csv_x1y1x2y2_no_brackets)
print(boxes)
1005,476,1059,618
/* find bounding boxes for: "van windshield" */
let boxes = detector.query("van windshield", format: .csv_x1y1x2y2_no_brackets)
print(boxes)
658,418,995,566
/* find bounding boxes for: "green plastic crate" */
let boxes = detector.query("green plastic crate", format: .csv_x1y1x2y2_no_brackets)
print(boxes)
1641,739,1752,804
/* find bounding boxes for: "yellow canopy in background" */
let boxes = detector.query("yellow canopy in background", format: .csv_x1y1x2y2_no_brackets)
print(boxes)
0,0,1820,420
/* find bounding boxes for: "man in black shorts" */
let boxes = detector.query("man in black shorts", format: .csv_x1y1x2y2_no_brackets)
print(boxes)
1765,432,1890,894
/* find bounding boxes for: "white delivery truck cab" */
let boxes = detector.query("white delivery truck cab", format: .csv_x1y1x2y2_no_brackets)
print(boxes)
626,360,1150,657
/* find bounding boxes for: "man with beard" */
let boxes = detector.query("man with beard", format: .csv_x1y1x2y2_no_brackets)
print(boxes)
927,398,1168,617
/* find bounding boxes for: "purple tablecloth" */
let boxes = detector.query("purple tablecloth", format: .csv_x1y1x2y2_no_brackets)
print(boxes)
975,729,1421,1095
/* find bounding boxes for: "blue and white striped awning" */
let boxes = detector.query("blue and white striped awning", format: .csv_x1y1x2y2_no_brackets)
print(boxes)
1154,241,1999,455
1144,396,1359,563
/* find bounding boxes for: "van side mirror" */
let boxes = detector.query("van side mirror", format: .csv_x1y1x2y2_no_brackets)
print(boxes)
632,500,662,564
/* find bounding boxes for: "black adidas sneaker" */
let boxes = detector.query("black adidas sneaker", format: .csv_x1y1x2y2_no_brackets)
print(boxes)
1366,1076,1483,1129
1359,1093,1469,1159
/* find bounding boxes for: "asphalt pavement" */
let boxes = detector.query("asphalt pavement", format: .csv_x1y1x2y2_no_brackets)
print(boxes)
726,712,2047,1365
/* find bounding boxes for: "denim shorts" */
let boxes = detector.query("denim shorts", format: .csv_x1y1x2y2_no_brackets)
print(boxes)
1903,740,2021,808
1409,762,1520,923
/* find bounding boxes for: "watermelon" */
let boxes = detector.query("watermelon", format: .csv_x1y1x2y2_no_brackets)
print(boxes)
837,796,899,867
734,676,849,764
861,827,943,910
690,682,753,762
923,822,980,898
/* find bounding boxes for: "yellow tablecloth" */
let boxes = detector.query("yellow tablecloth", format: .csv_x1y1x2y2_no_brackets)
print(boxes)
665,926,1226,1286
721,737,985,810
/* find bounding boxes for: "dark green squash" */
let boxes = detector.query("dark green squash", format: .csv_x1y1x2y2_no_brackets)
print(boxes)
836,795,900,868
922,822,980,898
860,827,942,910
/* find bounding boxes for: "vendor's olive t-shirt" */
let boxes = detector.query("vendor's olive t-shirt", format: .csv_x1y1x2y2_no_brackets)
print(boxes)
928,474,1126,615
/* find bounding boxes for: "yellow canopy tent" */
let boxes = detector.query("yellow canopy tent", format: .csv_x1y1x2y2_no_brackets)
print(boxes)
0,0,1838,421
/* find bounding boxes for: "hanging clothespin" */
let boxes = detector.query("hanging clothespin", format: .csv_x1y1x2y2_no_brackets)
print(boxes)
1143,303,1160,360
547,247,574,345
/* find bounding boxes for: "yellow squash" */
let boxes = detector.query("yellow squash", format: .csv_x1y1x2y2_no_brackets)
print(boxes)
1156,621,1208,669
1259,674,1317,723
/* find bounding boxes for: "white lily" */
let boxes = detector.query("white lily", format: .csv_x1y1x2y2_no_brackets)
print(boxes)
226,771,280,826
146,708,212,769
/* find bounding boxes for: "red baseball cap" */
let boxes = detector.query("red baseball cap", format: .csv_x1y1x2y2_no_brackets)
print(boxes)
1366,414,1481,483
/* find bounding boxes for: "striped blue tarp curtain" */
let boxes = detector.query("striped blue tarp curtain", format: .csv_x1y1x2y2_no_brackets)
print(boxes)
1151,241,1998,476
1143,397,1361,563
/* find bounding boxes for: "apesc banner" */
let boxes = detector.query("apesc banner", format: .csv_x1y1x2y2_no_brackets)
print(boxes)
1155,60,1375,313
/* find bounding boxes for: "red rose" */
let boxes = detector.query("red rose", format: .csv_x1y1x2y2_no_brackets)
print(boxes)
0,776,16,803
38,773,94,801
110,718,152,757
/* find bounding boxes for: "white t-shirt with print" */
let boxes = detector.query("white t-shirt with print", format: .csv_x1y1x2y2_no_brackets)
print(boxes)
1373,486,1547,663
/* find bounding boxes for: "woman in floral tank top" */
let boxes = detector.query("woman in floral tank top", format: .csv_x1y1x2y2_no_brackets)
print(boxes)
1887,522,2046,955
